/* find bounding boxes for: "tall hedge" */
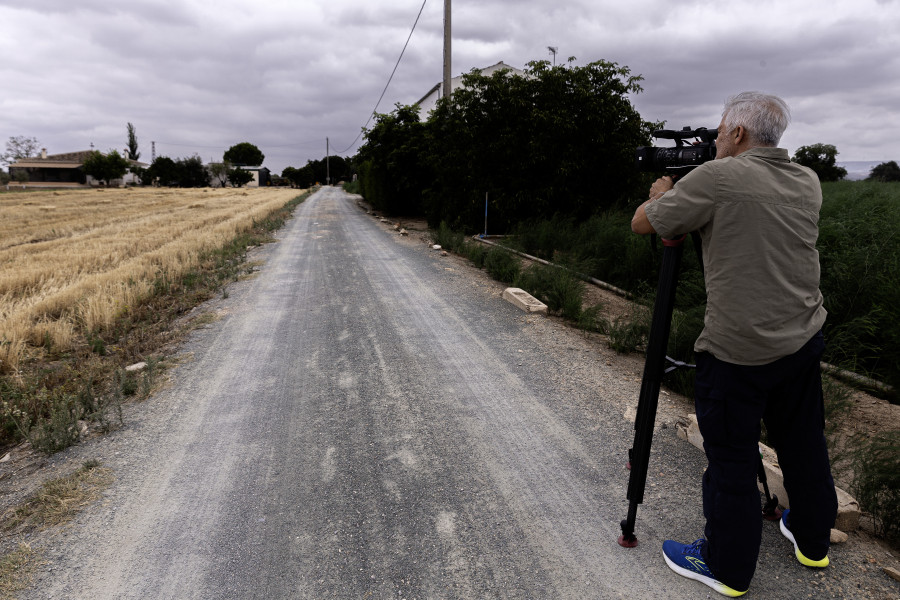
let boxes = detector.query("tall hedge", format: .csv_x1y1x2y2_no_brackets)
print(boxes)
423,59,656,231
354,58,656,229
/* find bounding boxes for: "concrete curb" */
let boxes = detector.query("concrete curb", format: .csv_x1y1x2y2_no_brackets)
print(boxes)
676,413,860,533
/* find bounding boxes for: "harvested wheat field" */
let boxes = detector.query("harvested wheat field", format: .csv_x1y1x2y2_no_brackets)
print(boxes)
0,187,302,373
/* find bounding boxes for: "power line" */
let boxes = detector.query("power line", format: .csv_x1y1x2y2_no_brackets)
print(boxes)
333,0,428,155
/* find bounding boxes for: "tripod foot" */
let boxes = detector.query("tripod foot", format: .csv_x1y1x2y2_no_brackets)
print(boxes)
617,534,638,548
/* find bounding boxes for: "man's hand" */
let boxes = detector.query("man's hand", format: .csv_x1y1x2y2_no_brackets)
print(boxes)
631,176,675,235
649,176,674,200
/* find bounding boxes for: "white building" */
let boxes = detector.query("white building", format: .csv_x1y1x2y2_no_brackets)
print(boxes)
414,61,525,120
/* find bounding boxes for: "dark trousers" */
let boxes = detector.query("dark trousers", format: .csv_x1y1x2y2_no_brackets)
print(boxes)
694,331,837,591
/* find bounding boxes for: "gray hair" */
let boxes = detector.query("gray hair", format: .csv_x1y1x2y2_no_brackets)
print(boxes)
722,91,791,146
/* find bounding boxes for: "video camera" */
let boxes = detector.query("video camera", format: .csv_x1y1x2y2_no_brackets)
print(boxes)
635,127,717,173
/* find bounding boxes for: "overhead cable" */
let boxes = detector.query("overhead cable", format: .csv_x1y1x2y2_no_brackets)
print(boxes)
333,0,428,155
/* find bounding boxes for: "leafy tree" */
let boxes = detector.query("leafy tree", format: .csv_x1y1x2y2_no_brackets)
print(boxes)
792,143,847,182
82,150,130,185
423,58,656,231
281,157,352,189
223,142,264,167
144,156,179,186
281,166,299,187
175,155,210,187
356,104,432,216
227,166,255,187
867,160,900,182
209,162,230,187
0,171,9,185
143,155,210,187
126,123,141,161
1,135,40,166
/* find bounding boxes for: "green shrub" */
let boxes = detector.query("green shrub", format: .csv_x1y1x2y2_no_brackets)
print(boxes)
577,303,609,334
818,181,900,393
483,247,521,284
461,240,487,268
850,430,900,542
606,304,651,354
515,263,585,320
432,221,466,253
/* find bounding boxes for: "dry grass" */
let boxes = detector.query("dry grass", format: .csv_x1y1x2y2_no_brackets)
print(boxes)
0,187,300,373
1,462,114,534
0,461,112,598
0,543,37,600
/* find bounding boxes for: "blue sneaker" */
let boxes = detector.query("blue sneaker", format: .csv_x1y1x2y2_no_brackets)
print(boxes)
662,539,748,597
780,509,829,568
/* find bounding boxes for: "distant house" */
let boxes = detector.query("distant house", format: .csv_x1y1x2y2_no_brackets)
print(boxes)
208,165,271,188
8,148,146,187
243,166,271,187
415,61,526,120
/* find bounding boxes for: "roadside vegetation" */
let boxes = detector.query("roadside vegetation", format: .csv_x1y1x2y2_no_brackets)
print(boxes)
0,460,113,598
429,180,900,546
0,187,309,454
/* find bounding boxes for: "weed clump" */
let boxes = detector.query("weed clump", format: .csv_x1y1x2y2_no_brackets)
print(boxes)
849,430,900,543
514,263,584,321
483,247,521,285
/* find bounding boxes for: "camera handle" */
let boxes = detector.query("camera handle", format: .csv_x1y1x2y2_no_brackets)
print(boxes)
618,233,780,548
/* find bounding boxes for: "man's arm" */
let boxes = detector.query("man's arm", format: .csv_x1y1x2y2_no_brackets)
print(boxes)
631,199,656,235
631,176,674,235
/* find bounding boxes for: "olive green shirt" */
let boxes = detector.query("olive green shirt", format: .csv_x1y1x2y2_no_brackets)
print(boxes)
644,147,826,365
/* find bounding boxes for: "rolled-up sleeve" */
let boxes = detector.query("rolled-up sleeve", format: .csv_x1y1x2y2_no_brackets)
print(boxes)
644,164,718,238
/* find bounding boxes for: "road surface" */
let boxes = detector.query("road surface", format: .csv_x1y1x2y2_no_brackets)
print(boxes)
22,187,897,599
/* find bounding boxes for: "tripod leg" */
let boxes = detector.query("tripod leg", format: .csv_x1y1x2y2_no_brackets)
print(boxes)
619,237,686,547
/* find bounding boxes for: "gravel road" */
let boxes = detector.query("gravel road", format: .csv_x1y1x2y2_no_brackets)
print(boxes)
16,187,899,599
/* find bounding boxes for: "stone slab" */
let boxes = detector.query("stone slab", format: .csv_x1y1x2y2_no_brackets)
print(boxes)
502,287,548,315
676,413,860,532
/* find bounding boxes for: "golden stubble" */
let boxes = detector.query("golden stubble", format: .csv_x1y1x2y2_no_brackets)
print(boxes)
0,187,300,372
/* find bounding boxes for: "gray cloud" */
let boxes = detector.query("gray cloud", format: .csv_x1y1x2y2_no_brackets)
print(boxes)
1,0,897,175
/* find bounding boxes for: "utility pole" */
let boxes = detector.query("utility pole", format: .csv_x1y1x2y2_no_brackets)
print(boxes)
326,137,330,186
443,0,451,101
548,46,558,66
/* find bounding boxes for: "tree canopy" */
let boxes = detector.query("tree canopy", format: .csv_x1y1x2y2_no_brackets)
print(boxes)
143,155,210,187
356,104,431,216
223,142,265,167
226,166,254,188
82,150,130,185
126,123,141,161
354,58,657,231
281,156,352,188
1,135,40,166
792,143,848,182
867,160,900,182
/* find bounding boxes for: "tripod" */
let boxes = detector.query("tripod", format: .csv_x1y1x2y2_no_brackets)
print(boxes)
617,234,780,548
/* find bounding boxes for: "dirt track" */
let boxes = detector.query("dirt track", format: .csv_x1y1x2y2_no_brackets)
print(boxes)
2,187,898,599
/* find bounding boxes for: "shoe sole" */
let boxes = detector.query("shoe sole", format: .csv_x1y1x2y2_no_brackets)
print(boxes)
780,515,830,568
663,552,747,597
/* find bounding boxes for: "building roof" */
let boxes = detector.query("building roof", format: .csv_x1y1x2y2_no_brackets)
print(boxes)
414,61,526,118
11,150,147,169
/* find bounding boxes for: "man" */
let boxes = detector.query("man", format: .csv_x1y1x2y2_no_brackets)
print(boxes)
631,92,838,597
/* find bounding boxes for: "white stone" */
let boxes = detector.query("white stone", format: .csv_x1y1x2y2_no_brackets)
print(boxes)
502,288,548,315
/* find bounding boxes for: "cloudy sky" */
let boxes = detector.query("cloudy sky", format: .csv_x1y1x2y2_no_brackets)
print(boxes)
1,0,897,175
